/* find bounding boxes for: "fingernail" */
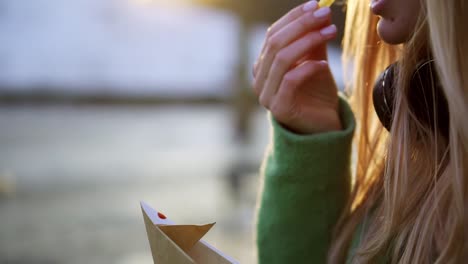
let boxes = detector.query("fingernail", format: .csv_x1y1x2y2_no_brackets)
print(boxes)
314,7,331,18
303,1,318,12
320,24,337,36
319,60,328,66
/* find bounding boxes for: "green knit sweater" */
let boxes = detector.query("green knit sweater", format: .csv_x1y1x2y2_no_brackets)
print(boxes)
256,96,356,264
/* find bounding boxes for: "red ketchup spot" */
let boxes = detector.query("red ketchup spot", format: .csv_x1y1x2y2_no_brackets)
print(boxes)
157,212,167,219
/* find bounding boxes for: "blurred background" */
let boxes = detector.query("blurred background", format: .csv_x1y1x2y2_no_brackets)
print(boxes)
0,0,346,263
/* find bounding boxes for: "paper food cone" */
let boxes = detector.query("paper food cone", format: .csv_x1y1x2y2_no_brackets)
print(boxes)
158,223,215,253
140,201,239,264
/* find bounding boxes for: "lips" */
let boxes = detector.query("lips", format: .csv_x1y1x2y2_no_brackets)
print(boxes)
370,0,387,15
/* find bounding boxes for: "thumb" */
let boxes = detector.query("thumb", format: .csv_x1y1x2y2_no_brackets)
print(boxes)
292,44,328,70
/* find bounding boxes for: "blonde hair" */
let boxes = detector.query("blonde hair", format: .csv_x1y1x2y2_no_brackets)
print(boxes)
328,0,467,262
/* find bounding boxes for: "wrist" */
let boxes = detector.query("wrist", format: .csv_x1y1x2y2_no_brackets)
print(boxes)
280,110,342,135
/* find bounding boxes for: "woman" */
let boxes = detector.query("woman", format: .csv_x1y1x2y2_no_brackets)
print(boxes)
253,0,467,262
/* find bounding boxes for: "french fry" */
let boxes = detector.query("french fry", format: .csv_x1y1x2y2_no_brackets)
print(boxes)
319,0,336,7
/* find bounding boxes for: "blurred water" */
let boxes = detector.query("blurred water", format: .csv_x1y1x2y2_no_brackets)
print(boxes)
0,104,270,263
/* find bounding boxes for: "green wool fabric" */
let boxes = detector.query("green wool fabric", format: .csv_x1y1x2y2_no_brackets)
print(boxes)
256,96,356,264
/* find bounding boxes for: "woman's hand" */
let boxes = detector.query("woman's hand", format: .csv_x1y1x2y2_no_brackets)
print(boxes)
252,1,342,134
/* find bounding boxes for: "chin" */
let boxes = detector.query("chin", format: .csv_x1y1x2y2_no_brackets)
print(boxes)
377,18,408,45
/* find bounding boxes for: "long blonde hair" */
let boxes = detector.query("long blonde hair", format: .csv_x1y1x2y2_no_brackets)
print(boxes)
329,0,468,262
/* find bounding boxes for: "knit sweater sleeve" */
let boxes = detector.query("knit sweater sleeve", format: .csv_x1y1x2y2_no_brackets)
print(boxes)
256,96,355,264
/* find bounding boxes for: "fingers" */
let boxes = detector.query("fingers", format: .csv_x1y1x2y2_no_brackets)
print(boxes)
259,24,337,105
253,6,331,78
276,60,328,107
269,60,329,120
253,1,320,78
253,6,333,95
270,7,332,50
268,1,319,37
